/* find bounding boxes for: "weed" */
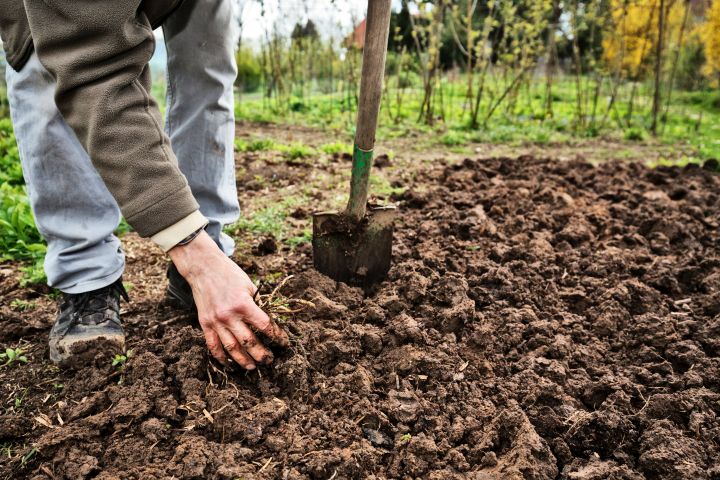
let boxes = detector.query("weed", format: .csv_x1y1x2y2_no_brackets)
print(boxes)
112,349,133,368
21,446,37,466
123,282,135,293
19,260,46,287
14,388,28,409
319,142,352,155
278,142,317,160
369,174,406,197
112,349,133,385
399,433,412,444
10,299,36,311
285,228,312,247
0,347,28,367
0,119,22,185
115,218,132,236
0,442,12,459
440,131,467,146
624,127,645,141
0,184,46,262
228,197,303,241
235,137,277,153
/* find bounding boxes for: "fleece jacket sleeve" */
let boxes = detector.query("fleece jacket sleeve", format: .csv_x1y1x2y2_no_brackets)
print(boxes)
22,0,201,238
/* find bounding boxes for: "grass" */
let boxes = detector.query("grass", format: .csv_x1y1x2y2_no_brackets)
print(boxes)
227,197,301,241
235,137,319,162
10,299,36,311
231,74,720,163
1,71,718,282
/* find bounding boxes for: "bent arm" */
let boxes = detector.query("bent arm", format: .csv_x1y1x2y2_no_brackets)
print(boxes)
24,0,205,244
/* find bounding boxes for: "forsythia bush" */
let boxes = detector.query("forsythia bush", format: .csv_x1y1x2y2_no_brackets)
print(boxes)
603,0,686,78
701,0,720,83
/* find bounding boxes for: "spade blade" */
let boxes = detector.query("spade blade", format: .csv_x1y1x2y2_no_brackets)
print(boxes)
312,206,396,288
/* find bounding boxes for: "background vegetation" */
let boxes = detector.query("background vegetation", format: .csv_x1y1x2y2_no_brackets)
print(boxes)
1,0,720,286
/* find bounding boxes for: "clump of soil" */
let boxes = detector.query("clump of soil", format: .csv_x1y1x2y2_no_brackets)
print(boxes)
2,155,720,479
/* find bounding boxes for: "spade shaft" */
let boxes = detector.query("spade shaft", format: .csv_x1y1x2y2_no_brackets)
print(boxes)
346,0,393,221
312,0,396,288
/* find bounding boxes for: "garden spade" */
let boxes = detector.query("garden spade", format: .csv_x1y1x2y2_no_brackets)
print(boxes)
312,0,396,288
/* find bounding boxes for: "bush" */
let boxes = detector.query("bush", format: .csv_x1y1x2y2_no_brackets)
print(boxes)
0,183,45,263
0,119,23,185
235,48,262,93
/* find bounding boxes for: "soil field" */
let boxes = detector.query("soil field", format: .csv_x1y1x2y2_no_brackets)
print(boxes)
1,130,720,479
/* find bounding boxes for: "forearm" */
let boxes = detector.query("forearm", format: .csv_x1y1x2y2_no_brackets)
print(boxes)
23,0,200,238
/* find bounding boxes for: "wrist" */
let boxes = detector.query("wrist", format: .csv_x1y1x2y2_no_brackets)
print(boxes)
168,230,223,281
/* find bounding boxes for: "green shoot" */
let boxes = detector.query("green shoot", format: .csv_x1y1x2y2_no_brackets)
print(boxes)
0,347,28,367
10,299,36,311
112,349,133,368
20,447,37,466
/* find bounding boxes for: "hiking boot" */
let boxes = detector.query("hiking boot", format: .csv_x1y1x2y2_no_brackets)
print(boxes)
48,278,128,367
166,263,195,312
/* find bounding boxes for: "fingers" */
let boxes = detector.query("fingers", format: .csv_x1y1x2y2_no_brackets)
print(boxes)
201,326,229,366
216,327,257,370
226,320,275,366
240,300,290,347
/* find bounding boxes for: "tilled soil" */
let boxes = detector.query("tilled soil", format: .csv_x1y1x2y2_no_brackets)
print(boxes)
2,154,720,479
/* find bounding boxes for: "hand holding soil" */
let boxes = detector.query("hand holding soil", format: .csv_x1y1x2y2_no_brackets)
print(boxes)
168,230,289,369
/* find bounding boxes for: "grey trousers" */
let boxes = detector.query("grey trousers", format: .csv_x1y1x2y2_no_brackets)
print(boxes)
5,0,240,294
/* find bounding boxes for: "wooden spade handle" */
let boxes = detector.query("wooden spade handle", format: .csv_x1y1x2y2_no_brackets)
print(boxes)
346,0,392,221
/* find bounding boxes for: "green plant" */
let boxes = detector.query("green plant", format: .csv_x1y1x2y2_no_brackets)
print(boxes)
235,137,277,153
440,131,467,146
235,47,262,93
112,349,133,384
112,349,133,368
278,142,317,160
319,142,352,155
115,218,132,236
0,183,46,263
0,347,28,367
399,433,412,444
10,299,36,311
21,446,37,466
228,196,303,241
624,127,646,141
285,228,312,247
19,260,46,287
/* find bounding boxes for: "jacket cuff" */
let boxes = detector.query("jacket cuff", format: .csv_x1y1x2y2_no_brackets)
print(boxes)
151,210,209,252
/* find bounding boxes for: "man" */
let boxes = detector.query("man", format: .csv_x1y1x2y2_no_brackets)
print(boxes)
2,0,288,369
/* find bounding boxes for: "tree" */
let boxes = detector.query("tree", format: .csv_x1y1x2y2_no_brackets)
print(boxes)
701,0,720,83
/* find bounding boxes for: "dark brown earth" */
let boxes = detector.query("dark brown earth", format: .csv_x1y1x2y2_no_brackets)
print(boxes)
1,144,720,479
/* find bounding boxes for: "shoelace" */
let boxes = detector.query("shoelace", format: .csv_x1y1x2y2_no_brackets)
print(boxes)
62,280,129,326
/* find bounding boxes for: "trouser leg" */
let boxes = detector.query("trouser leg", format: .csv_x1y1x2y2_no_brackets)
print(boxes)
163,0,241,256
5,53,124,294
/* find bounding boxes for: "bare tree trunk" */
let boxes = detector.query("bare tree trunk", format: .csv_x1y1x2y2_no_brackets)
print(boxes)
650,0,666,135
627,0,657,127
570,0,584,129
661,0,690,133
544,0,560,119
463,0,477,119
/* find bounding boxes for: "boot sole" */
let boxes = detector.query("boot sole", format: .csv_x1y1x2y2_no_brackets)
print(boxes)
49,332,125,369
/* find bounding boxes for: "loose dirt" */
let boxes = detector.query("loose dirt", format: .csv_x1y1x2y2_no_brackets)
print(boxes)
1,138,720,479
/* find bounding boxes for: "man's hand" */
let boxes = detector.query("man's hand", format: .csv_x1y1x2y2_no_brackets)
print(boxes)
168,230,289,369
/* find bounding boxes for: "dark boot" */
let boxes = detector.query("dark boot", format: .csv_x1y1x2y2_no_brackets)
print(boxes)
48,277,128,368
166,263,195,312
